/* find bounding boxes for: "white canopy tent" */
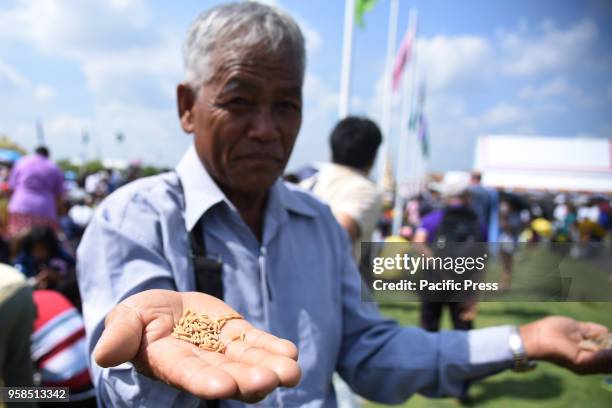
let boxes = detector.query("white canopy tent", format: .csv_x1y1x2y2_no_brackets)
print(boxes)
474,135,612,193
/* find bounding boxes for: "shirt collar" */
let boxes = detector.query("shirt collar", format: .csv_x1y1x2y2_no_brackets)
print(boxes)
175,144,226,231
273,180,317,218
176,144,316,232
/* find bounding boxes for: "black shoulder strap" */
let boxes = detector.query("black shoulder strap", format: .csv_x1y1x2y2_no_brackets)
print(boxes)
172,170,224,300
189,217,224,300
182,182,223,408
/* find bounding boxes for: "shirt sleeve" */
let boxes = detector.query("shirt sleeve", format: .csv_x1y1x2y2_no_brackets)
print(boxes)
76,191,199,408
334,231,513,404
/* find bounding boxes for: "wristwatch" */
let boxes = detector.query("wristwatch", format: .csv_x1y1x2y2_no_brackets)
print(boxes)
508,326,537,372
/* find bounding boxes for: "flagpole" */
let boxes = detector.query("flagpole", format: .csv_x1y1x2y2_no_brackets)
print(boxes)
408,41,420,199
391,59,412,236
36,119,46,146
391,7,418,236
418,78,428,193
377,0,399,188
338,0,356,118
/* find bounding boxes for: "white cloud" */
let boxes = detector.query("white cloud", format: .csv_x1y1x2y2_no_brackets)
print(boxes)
1,0,335,168
0,0,183,164
34,85,55,102
91,102,187,164
364,34,494,173
499,19,598,76
0,60,30,91
7,115,92,158
366,34,495,172
10,104,188,165
364,15,612,172
44,115,92,153
0,0,152,58
303,73,338,121
518,76,576,99
417,35,492,92
80,32,182,106
518,76,600,109
478,103,525,126
0,60,55,108
299,19,323,57
0,0,180,108
288,73,339,170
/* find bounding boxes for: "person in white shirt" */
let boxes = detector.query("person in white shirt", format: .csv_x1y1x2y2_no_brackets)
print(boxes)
301,116,383,260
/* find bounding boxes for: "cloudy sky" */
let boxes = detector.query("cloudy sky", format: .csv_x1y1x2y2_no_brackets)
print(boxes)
1,0,611,175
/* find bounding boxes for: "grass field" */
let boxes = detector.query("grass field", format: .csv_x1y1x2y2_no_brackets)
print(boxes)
365,245,612,408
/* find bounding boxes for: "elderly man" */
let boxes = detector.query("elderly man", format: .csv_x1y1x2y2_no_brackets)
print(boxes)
78,2,611,407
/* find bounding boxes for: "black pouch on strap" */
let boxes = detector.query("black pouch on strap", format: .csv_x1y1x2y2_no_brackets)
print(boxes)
189,218,223,300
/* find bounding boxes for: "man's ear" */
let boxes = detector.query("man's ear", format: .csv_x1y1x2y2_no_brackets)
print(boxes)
177,83,196,134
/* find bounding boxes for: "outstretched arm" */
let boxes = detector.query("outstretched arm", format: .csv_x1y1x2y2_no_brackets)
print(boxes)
95,289,301,403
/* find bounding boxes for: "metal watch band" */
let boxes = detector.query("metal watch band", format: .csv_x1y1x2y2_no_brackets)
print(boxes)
509,325,537,372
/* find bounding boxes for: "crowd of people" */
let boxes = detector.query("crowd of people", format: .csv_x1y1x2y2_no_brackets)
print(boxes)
0,2,610,407
0,146,155,406
2,116,611,408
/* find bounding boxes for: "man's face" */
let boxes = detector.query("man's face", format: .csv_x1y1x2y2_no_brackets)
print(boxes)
178,47,303,195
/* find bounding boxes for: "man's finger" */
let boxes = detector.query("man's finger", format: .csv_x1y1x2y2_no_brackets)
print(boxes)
216,362,279,402
223,323,299,361
579,322,609,339
576,349,612,374
94,304,143,368
145,337,239,399
244,328,299,361
224,340,301,387
190,346,281,401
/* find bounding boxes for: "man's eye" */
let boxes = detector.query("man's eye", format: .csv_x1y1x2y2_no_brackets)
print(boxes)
277,101,300,112
227,97,252,107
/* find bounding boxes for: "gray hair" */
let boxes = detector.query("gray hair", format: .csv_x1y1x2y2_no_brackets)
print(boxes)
182,1,306,91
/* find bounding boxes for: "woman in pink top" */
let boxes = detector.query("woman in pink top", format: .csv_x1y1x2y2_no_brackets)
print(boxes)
7,146,64,238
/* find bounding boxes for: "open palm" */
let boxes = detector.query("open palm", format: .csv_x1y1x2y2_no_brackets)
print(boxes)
94,289,301,403
523,316,612,374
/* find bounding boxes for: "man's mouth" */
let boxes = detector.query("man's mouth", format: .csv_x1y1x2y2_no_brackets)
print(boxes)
233,152,283,163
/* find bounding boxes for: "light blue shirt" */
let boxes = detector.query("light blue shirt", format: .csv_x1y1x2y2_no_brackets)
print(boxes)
77,145,514,407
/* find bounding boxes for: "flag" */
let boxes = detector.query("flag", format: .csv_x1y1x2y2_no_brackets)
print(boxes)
418,114,429,157
407,82,429,157
392,26,416,91
355,0,378,29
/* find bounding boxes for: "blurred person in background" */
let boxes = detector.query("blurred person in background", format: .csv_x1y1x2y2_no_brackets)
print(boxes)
468,172,499,243
498,214,518,290
31,289,96,406
13,225,81,309
300,116,383,260
7,146,64,239
0,263,36,390
413,173,485,332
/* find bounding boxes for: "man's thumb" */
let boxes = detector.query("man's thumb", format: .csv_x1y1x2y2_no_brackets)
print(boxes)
94,304,143,368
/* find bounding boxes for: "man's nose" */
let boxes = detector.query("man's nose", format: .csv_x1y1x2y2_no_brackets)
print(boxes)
247,106,281,142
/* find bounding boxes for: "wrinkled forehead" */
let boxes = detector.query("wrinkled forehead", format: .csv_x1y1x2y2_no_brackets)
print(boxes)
207,43,305,85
